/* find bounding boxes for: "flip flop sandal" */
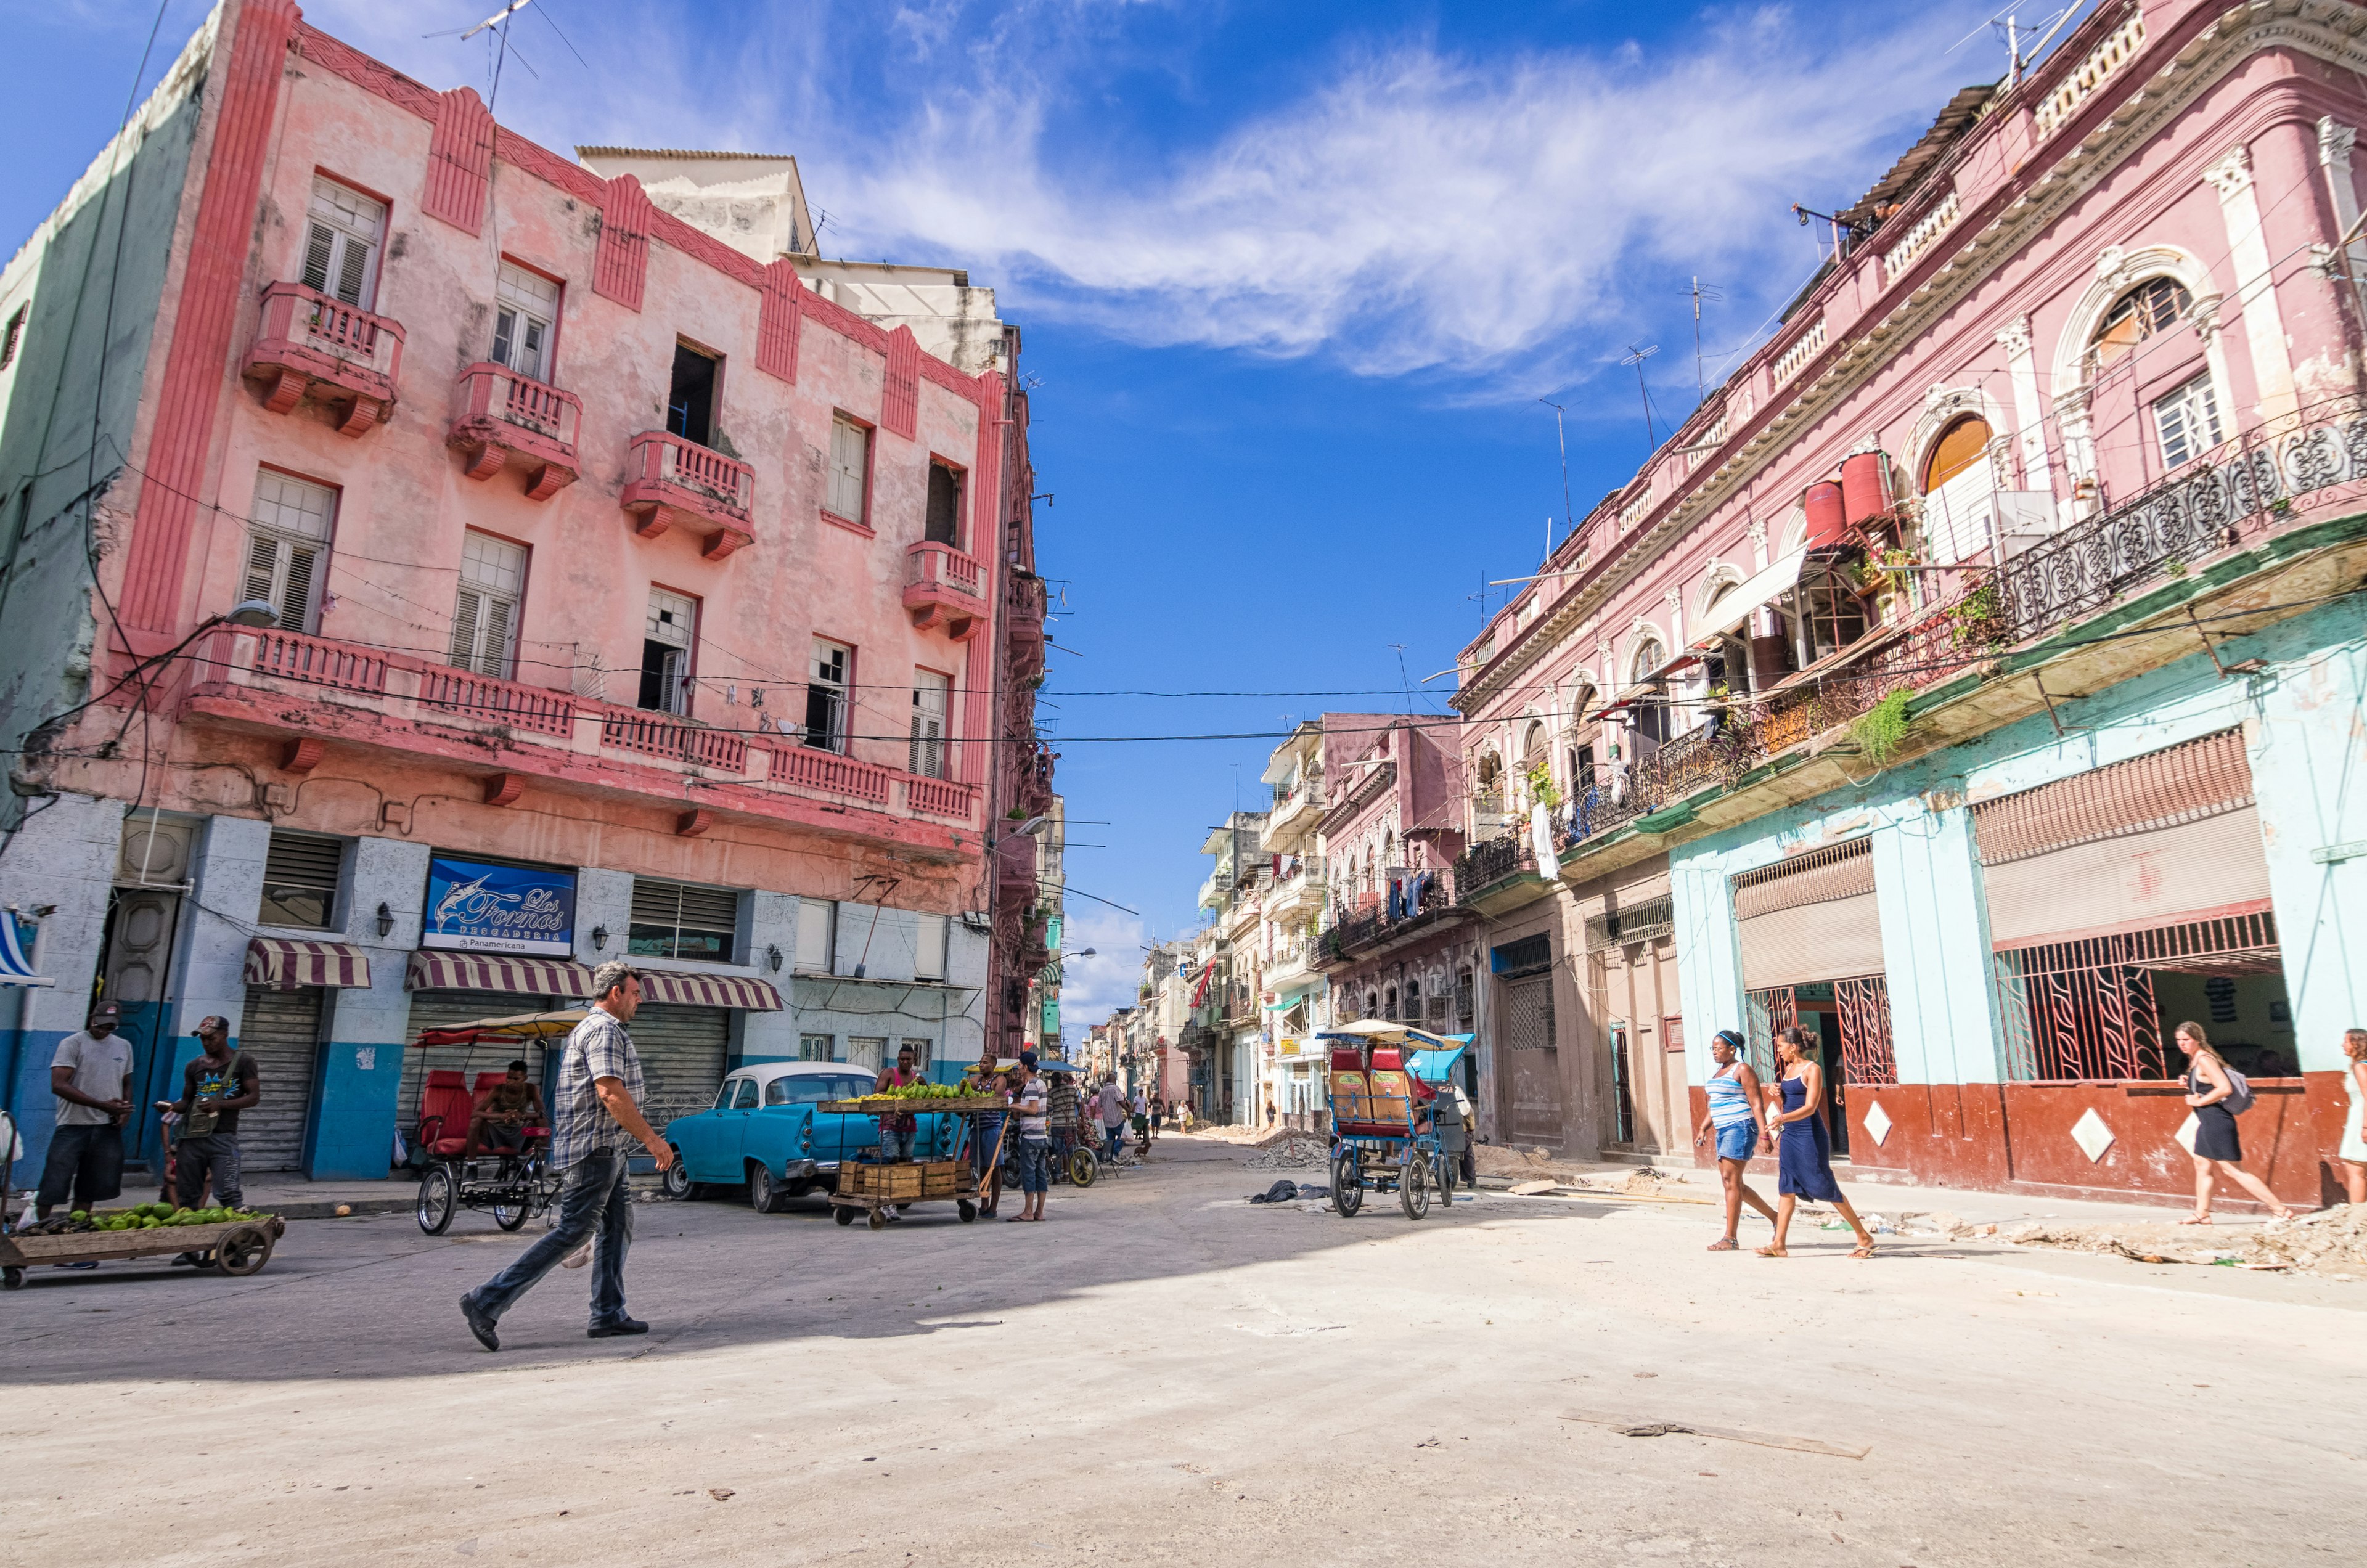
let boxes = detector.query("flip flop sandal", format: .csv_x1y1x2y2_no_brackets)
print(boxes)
1850,1244,1878,1259
2175,1215,2214,1226
1754,1246,1788,1258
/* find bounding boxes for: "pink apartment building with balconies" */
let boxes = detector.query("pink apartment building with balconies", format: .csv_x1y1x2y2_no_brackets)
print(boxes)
0,0,1044,1183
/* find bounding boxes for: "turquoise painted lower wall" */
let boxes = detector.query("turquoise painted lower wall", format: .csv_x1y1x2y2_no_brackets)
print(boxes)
1672,598,2367,1089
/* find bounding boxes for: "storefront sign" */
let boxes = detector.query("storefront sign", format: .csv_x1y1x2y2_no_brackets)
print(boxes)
422,855,576,956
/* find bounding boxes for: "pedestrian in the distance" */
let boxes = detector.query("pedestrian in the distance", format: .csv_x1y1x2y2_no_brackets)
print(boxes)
2175,1020,2294,1225
1007,1050,1051,1222
1691,1027,1777,1251
2338,1027,2367,1206
963,1051,1008,1217
459,962,675,1351
1097,1076,1127,1161
1760,1026,1876,1259
36,1001,133,1226
158,1016,256,1213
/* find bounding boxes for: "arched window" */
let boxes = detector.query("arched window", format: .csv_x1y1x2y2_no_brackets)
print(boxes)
1919,412,1998,566
2086,276,2193,378
1407,979,1422,1020
1922,415,1993,491
1629,634,1666,685
1366,990,1380,1019
1521,720,1547,765
1383,986,1398,1021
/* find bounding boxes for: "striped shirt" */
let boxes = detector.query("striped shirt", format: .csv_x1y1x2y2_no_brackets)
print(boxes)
1704,1063,1756,1128
549,1007,646,1169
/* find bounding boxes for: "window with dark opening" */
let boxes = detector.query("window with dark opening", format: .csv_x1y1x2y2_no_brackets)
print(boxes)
806,638,851,753
0,306,25,370
628,876,740,962
640,587,695,714
925,461,963,546
259,830,343,929
667,343,717,447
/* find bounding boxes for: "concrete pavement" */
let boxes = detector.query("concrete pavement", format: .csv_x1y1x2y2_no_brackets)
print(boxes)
4,1133,2360,1566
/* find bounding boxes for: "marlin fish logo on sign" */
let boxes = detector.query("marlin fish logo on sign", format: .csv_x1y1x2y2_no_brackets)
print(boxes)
421,855,576,956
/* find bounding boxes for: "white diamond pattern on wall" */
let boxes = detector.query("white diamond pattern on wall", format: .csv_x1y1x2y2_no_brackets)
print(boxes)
1863,1099,1892,1146
2174,1113,2199,1156
2071,1107,2116,1164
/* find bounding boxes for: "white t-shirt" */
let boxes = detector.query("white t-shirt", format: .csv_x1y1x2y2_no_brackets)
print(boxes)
52,1030,133,1127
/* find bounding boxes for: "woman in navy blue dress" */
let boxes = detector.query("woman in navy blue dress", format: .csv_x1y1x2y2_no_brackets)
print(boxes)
1760,1026,1876,1259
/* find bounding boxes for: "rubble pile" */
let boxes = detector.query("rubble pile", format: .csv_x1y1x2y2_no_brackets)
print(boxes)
2244,1204,2367,1277
1245,1134,1328,1171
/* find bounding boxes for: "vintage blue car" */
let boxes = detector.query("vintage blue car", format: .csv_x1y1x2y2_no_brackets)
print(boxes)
659,1061,962,1212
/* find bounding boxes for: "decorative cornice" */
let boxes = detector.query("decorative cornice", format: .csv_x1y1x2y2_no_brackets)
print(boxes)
1453,0,2367,715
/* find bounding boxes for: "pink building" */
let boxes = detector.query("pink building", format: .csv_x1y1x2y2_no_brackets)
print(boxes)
1452,0,2367,1204
0,0,1048,1183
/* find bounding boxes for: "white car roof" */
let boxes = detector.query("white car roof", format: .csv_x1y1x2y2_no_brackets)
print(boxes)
727,1061,859,1083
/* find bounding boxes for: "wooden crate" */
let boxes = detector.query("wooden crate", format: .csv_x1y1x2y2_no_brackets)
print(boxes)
840,1162,924,1201
920,1160,967,1198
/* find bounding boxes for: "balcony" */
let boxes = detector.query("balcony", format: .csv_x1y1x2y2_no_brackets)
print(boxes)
447,363,582,500
1452,835,1538,912
1259,774,1325,852
902,542,987,640
1007,574,1047,677
620,431,755,560
1267,854,1326,915
184,627,981,841
1324,870,1460,962
240,281,404,436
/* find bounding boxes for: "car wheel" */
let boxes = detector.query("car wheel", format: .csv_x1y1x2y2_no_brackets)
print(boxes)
748,1163,785,1214
661,1151,693,1201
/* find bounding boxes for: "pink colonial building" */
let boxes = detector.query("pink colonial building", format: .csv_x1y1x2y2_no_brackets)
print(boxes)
1453,0,2367,1206
0,0,1051,1185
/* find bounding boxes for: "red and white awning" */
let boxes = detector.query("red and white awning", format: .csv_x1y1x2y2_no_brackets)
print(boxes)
405,949,597,997
638,969,785,1011
245,937,372,990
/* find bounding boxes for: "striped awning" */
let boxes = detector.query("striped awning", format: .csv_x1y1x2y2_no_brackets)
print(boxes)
245,937,372,990
638,969,785,1011
406,949,597,997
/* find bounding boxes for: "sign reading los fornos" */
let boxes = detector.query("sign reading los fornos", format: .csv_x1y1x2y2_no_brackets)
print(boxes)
422,855,576,956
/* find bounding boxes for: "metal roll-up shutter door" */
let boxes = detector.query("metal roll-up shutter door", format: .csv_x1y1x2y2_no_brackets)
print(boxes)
624,1003,730,1135
400,989,558,1137
238,985,324,1172
1502,972,1564,1147
1975,729,2269,949
1735,839,1882,989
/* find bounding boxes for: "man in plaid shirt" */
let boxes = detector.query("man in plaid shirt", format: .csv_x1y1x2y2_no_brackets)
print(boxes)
460,962,674,1351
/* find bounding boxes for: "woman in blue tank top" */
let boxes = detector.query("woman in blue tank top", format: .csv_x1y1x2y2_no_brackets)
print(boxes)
1691,1029,1775,1251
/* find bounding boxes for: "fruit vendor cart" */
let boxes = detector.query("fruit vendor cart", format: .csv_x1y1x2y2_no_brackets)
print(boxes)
818,1089,1016,1230
2,1204,285,1289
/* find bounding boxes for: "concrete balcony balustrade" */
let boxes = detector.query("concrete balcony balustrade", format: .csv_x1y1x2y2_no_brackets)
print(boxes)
619,431,756,560
902,542,988,639
240,280,405,436
1267,854,1326,916
446,363,583,500
1259,775,1323,852
184,626,977,841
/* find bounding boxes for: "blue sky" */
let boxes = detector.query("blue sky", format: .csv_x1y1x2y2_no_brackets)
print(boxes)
0,0,2077,1033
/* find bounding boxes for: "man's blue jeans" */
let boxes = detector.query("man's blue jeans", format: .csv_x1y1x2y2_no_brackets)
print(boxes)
466,1149,634,1329
1103,1122,1124,1160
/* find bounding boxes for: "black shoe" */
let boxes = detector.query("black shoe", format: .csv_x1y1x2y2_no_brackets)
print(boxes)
588,1317,649,1339
459,1294,501,1352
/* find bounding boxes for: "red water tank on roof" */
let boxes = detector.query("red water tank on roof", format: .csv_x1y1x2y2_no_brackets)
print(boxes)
1802,480,1847,549
1841,451,1894,527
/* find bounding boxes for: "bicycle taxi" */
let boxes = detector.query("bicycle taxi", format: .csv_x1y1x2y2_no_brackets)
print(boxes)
1321,1020,1465,1219
407,1008,579,1235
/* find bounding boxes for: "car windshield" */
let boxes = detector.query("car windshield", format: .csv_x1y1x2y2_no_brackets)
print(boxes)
767,1076,835,1106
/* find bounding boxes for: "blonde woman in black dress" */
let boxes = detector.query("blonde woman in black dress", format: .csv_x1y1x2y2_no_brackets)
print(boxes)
2175,1021,2293,1225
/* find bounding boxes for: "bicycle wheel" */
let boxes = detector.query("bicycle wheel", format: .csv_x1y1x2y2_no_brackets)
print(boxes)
1399,1146,1431,1220
1331,1148,1364,1217
416,1164,456,1235
1068,1148,1098,1188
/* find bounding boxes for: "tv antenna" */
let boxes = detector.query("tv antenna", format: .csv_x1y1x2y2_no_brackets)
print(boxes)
1688,278,1725,398
1620,345,1660,451
1537,397,1576,547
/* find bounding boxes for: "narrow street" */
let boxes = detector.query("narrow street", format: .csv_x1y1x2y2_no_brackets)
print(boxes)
6,1138,2360,1566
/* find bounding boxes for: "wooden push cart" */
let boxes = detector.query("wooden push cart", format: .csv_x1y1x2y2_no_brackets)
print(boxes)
1,1215,285,1290
819,1096,1012,1229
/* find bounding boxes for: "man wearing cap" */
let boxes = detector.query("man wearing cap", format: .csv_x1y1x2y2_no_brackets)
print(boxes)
158,1016,259,1213
36,1001,134,1223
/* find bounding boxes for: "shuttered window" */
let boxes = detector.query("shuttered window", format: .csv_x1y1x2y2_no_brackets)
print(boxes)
258,830,343,929
796,898,836,973
300,176,385,309
915,912,949,981
909,670,950,778
828,415,869,523
1973,730,2251,865
243,471,335,632
490,262,557,381
925,462,962,545
627,876,742,963
1734,838,1882,987
448,531,526,679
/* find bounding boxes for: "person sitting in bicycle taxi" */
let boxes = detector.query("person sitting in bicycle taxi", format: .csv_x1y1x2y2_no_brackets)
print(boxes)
460,1060,546,1165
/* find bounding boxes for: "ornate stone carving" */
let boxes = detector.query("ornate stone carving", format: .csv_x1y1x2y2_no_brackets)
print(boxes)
2094,244,2130,292
1995,315,2032,359
2320,116,2357,171
2202,144,2254,200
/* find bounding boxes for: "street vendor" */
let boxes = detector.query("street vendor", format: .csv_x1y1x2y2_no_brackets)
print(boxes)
459,1060,545,1164
36,1000,132,1225
872,1043,925,1161
963,1050,1008,1219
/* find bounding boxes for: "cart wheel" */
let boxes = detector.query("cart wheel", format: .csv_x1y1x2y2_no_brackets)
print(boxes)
833,1204,857,1227
1331,1149,1364,1217
493,1197,531,1231
417,1164,457,1236
958,1199,978,1223
1068,1148,1098,1188
1399,1148,1431,1220
661,1151,693,1201
216,1223,274,1276
866,1206,888,1231
2,1266,22,1291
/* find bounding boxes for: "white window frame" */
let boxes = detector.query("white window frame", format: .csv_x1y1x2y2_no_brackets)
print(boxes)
301,176,386,310
914,912,949,981
909,669,950,779
827,415,870,525
796,897,837,973
643,587,697,716
243,470,337,634
2152,370,2225,470
449,531,526,679
491,262,558,382
806,638,851,753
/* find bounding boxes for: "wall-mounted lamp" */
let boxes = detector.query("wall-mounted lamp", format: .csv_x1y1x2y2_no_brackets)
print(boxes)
766,944,783,973
375,901,394,939
591,925,609,951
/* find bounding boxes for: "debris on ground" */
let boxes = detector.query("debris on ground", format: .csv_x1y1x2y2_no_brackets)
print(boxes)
2241,1204,2367,1278
1248,1179,1331,1204
1508,1180,1560,1196
1997,1211,2367,1276
1245,1133,1328,1171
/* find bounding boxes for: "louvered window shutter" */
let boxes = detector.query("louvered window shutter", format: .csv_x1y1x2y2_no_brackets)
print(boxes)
335,237,372,306
449,586,483,670
301,223,336,295
478,594,514,678
279,542,319,632
242,534,281,606
491,308,516,370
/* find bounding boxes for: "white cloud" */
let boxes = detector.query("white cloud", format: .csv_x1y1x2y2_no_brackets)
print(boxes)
1049,902,1144,1040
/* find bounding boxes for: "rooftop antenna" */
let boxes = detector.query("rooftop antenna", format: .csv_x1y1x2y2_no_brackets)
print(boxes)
1688,278,1725,398
1537,397,1577,545
1620,345,1661,452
